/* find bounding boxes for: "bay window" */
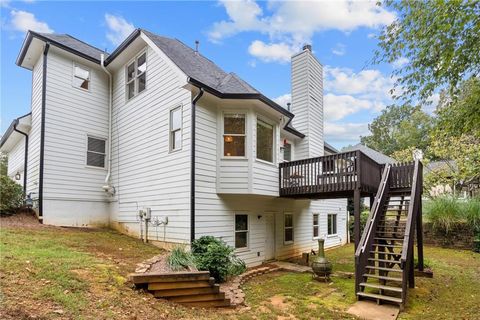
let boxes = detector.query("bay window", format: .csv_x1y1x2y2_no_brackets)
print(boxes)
256,118,274,162
223,114,245,157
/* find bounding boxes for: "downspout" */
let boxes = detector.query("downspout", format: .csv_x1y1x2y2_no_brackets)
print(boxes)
13,120,29,195
38,42,50,218
100,54,114,194
190,87,205,243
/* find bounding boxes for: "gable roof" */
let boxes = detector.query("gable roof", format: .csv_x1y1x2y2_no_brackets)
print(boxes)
324,141,339,154
17,31,107,66
342,143,396,164
15,28,302,136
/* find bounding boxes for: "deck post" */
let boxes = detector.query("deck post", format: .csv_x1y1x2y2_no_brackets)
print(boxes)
354,189,361,250
416,197,424,271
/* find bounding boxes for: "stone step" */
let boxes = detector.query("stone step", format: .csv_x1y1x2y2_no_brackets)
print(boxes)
153,284,220,297
148,278,215,291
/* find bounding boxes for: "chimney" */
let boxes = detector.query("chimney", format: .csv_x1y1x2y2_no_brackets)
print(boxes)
290,44,324,159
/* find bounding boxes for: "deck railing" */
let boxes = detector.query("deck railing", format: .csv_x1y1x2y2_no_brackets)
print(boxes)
279,150,383,196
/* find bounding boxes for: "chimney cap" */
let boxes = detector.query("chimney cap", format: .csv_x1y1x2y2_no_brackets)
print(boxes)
303,44,312,52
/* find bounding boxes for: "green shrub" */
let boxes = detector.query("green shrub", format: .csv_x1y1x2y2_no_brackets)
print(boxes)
424,196,463,233
192,236,246,282
349,210,370,241
463,197,480,232
0,175,23,215
167,246,196,271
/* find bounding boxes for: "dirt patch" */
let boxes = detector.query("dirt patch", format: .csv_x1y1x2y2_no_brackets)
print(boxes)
269,295,291,310
0,211,45,228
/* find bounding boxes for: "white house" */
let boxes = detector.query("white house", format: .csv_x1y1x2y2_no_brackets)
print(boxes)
1,29,348,266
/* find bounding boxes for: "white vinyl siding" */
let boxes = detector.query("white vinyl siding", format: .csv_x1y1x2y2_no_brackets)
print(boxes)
7,139,25,185
110,45,192,243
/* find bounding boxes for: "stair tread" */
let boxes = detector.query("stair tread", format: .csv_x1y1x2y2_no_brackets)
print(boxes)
372,243,403,248
357,292,403,304
370,251,402,256
374,237,404,241
368,258,401,264
363,274,403,282
360,282,403,292
366,266,403,273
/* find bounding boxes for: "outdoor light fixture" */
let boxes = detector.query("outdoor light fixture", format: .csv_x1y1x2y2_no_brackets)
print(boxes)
14,172,21,180
224,136,233,143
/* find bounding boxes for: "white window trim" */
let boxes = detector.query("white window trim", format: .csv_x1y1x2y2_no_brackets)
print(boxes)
313,213,320,239
284,212,294,245
85,134,107,170
281,140,293,162
327,213,338,237
222,112,247,159
125,49,147,102
255,116,275,164
169,105,183,152
72,62,91,92
234,213,249,251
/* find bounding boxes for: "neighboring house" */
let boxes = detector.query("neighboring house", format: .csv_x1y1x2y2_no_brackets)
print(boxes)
0,29,348,266
342,143,396,164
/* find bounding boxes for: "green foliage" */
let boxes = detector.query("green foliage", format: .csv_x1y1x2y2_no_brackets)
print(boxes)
167,246,196,271
191,236,246,282
375,0,480,103
0,152,7,177
424,197,480,234
361,105,434,156
348,210,369,242
0,175,24,215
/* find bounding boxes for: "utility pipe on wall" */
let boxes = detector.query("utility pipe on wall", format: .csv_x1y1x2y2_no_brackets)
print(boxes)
100,54,114,194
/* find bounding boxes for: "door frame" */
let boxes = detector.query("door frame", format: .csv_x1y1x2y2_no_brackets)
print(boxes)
264,212,276,261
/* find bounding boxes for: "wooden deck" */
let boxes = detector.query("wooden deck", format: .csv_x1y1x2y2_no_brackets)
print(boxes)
279,150,385,199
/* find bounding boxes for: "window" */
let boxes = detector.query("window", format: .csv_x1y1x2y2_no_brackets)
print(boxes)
223,114,245,157
284,213,294,243
281,142,292,162
73,64,90,90
235,214,248,249
327,214,337,235
256,119,274,162
86,136,106,168
313,213,319,238
126,52,147,100
170,107,182,151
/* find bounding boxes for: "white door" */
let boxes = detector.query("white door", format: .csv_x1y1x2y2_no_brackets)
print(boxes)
264,213,275,260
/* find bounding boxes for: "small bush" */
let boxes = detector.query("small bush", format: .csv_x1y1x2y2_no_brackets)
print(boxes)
0,175,23,215
349,210,370,241
192,236,246,282
167,246,196,271
464,197,480,232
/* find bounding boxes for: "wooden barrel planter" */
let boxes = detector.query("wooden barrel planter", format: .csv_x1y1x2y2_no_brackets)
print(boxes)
129,271,231,308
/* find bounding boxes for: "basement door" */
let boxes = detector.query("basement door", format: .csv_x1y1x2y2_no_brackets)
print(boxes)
264,213,276,261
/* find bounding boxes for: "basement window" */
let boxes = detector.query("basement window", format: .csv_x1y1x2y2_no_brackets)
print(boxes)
313,213,319,238
73,64,90,90
327,214,337,235
235,214,249,249
223,114,245,157
86,136,106,168
126,51,147,100
284,213,294,244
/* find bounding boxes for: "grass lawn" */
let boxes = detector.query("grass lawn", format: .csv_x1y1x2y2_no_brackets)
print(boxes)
1,216,479,319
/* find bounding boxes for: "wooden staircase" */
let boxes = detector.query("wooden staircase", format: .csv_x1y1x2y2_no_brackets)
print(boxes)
355,161,424,309
130,271,231,307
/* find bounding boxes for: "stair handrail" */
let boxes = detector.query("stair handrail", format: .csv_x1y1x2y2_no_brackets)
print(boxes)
355,164,391,256
354,164,391,294
401,160,423,265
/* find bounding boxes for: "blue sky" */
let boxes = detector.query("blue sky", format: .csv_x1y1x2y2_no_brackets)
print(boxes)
1,0,406,149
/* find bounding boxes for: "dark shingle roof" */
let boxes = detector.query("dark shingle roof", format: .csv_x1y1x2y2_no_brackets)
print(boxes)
342,143,396,164
38,33,107,62
324,141,339,154
142,30,259,95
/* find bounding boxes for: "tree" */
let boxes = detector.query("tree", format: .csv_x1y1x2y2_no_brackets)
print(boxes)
361,105,434,156
375,0,480,103
0,152,7,177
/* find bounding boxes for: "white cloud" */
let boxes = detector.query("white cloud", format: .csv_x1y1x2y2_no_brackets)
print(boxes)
324,66,395,102
10,10,53,33
105,13,135,46
324,93,383,121
324,122,369,143
367,32,377,39
248,40,297,63
392,57,409,69
332,43,346,56
274,93,291,109
209,0,395,44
